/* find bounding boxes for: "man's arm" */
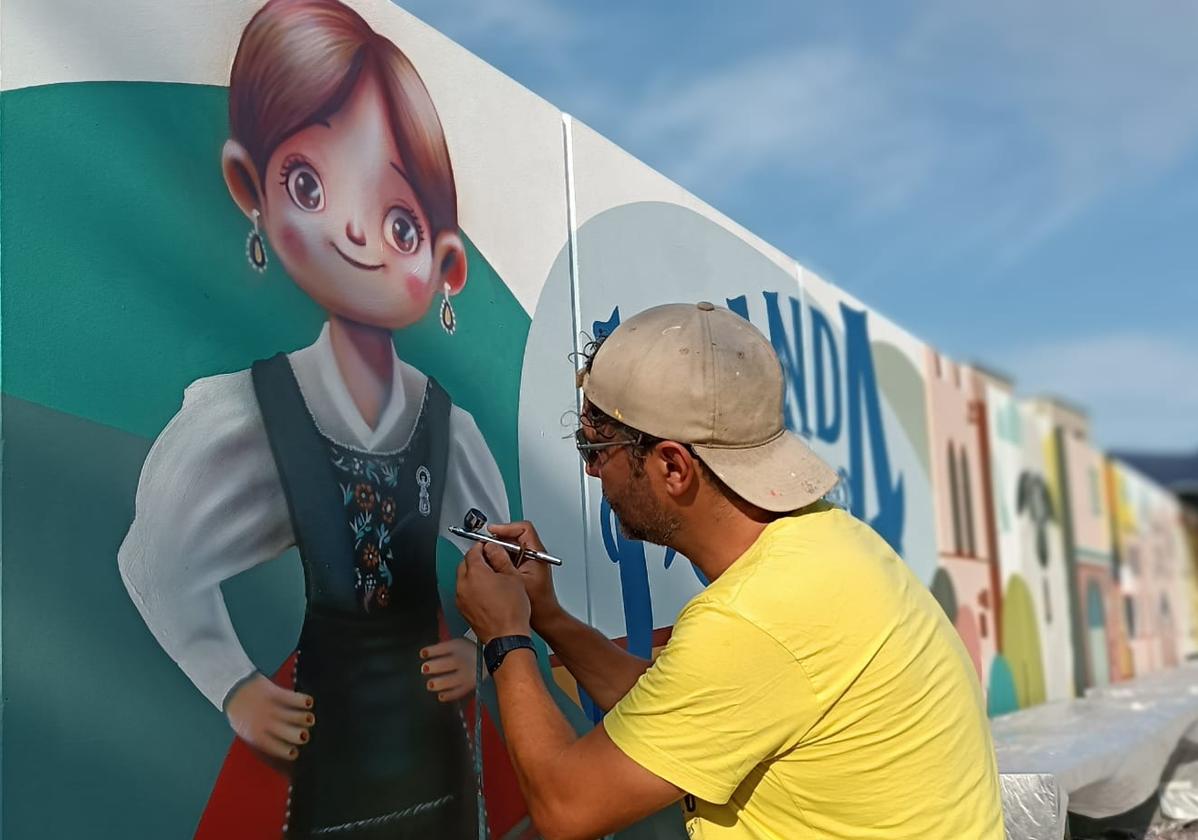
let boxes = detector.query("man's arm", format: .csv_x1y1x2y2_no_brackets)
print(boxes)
493,648,682,840
486,521,649,710
456,543,682,840
534,605,649,712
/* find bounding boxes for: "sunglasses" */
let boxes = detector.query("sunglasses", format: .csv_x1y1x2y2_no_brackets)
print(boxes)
574,427,641,467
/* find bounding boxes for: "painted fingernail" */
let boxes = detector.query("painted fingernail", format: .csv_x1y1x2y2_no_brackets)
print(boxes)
290,748,298,758
300,731,308,742
422,664,429,674
305,698,313,708
439,693,448,701
427,680,435,690
306,715,314,725
420,649,429,659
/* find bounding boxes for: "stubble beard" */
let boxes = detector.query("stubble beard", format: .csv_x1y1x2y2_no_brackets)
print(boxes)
606,461,681,547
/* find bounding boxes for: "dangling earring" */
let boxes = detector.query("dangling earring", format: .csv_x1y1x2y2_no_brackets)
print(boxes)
246,208,268,273
439,282,456,335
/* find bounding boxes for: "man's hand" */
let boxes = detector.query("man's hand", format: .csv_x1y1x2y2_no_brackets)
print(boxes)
456,542,533,643
486,521,563,630
421,638,481,702
226,673,315,761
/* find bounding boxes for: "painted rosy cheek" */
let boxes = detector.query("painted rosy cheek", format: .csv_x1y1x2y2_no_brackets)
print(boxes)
405,272,434,303
277,223,308,262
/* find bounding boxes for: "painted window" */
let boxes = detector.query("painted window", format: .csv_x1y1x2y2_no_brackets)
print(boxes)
961,451,977,557
949,444,962,555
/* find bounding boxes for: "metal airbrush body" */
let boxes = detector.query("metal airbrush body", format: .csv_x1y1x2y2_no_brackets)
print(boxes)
448,508,564,566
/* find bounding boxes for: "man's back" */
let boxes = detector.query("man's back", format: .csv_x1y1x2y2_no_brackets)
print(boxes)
605,502,1004,839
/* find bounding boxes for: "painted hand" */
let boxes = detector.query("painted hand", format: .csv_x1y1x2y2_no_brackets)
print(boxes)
485,520,563,630
456,541,532,644
421,637,481,702
225,673,315,762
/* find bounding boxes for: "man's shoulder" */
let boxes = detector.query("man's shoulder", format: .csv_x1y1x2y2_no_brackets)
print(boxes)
696,505,911,655
671,589,797,664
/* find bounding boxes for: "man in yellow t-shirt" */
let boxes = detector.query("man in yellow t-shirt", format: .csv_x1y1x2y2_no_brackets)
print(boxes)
455,302,1004,839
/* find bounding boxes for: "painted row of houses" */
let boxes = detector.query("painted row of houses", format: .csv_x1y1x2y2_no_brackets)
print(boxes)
923,355,1195,715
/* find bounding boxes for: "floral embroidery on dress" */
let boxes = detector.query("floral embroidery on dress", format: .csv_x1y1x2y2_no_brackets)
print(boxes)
355,483,376,511
332,445,420,613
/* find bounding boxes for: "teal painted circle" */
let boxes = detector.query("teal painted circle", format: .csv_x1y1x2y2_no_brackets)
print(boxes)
987,654,1020,717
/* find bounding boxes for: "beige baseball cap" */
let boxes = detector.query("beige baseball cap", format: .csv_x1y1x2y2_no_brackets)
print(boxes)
581,301,838,512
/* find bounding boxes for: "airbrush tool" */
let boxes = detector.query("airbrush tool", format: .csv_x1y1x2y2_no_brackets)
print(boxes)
448,508,564,566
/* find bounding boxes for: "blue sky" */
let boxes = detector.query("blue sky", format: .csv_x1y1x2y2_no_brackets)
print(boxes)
398,0,1198,453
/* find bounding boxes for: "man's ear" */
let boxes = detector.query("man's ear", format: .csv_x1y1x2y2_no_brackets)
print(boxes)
656,442,698,499
221,139,264,220
432,231,468,295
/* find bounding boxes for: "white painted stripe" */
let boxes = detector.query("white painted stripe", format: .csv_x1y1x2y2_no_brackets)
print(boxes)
562,111,594,629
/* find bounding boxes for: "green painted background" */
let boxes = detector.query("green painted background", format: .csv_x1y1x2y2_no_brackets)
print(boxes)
0,80,534,838
1,82,529,483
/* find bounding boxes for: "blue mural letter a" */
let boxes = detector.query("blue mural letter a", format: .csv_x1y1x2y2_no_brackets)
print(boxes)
727,293,811,437
599,499,654,660
591,306,654,661
841,303,905,554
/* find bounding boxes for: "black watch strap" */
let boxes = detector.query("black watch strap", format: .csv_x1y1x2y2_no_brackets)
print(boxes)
484,634,535,675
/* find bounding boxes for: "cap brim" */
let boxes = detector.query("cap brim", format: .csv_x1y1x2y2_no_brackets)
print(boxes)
692,431,839,513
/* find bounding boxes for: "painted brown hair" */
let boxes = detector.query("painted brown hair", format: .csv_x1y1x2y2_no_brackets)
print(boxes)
228,0,458,237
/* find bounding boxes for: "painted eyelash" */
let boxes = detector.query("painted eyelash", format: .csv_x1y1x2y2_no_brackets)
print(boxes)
278,154,312,185
392,203,426,245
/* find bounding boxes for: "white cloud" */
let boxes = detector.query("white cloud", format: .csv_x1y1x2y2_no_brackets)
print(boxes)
994,332,1198,451
909,0,1198,259
623,46,937,214
614,1,1198,269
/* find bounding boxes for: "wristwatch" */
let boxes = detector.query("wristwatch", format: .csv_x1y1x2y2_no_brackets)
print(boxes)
483,635,535,676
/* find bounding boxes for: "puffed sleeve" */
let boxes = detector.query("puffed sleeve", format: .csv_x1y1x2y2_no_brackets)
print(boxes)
117,370,295,709
439,404,511,555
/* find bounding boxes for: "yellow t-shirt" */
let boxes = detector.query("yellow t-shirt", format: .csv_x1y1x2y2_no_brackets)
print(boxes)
604,502,1003,839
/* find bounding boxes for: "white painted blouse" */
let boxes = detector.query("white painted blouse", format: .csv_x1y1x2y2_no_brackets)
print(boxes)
118,324,509,709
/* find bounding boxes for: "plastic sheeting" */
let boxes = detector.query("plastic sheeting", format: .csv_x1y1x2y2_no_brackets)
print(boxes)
1162,760,1198,821
993,663,1198,831
999,773,1069,840
1161,746,1198,822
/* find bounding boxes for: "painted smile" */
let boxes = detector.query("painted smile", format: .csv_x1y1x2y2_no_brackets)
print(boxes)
331,242,384,271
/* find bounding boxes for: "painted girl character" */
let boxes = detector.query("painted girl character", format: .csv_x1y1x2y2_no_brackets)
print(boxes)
118,0,505,835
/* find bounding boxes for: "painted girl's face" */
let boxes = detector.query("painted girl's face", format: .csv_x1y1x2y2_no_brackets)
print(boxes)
259,73,444,330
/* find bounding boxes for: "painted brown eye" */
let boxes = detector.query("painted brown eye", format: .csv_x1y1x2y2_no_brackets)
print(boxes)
384,206,422,254
286,164,324,212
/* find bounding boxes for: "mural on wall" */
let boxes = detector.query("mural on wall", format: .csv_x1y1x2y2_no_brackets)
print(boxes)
984,381,1075,706
517,121,947,735
799,272,939,589
5,0,1198,837
1055,427,1131,693
519,121,940,696
1,0,608,837
1183,506,1198,656
924,355,1005,705
1108,460,1191,675
114,2,512,836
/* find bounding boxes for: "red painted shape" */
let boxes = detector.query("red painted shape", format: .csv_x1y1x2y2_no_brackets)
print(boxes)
193,654,295,840
956,606,984,682
194,642,528,838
